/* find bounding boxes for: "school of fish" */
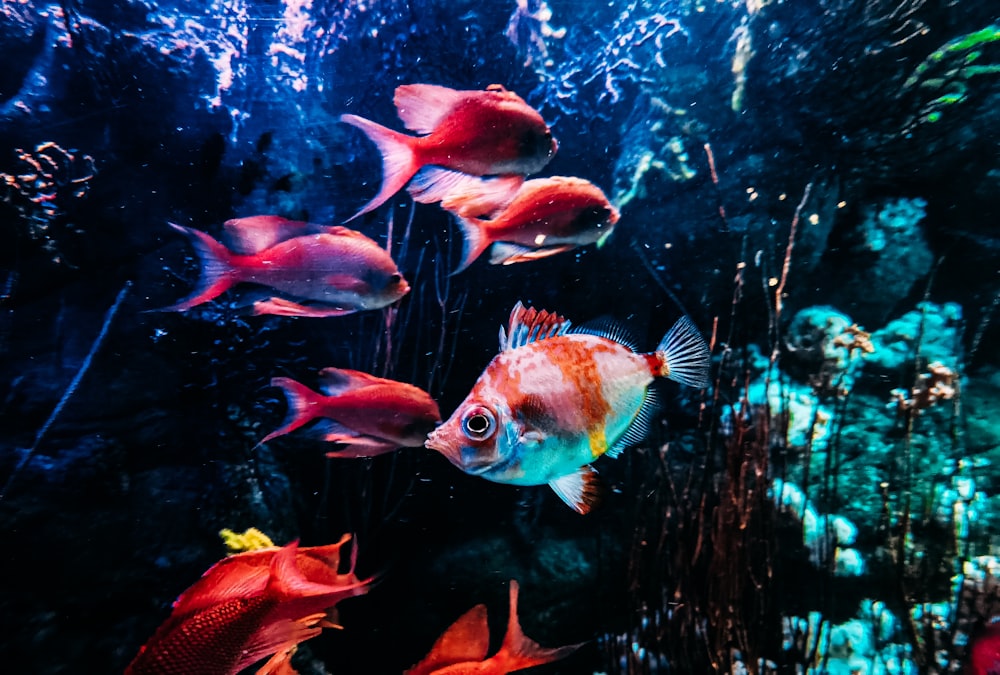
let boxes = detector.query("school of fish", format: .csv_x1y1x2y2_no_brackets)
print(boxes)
137,82,714,673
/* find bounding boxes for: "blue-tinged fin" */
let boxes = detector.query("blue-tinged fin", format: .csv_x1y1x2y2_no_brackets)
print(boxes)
548,465,603,514
656,316,711,388
499,301,573,352
607,387,660,458
222,215,322,254
317,367,384,396
571,316,639,352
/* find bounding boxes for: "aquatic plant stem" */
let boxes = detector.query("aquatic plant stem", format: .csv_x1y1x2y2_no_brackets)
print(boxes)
0,281,131,502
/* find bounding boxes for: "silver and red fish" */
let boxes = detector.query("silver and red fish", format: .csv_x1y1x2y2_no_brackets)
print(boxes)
164,215,409,317
425,302,710,514
405,580,581,675
340,83,557,220
260,367,442,457
442,175,620,273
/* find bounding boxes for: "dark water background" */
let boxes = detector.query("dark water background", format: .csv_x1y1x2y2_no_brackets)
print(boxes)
1,0,998,673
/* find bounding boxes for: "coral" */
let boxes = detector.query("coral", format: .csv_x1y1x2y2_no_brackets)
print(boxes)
219,526,276,554
889,361,959,414
772,479,865,576
868,302,964,373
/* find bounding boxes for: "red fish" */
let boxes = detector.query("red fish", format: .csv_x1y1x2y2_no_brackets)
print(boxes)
405,580,581,675
425,303,710,514
163,215,409,317
126,538,372,675
340,83,557,220
260,367,442,457
968,619,1000,675
443,176,620,273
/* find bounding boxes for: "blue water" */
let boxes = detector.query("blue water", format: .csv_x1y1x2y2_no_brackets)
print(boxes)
1,1,998,673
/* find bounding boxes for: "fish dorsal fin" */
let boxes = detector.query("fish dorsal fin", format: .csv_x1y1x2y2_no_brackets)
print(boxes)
607,387,660,458
321,225,381,243
294,534,353,586
317,367,384,396
223,215,319,254
405,604,491,674
394,84,467,135
571,317,639,352
548,465,603,514
499,302,572,352
171,554,273,616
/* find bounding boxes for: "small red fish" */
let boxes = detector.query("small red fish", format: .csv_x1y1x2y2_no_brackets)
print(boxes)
405,580,581,675
968,619,1000,675
126,538,372,675
425,303,710,514
163,215,409,317
260,367,442,457
443,175,620,273
340,83,557,220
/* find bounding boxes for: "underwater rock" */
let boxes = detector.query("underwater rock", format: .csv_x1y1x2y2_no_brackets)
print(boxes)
868,301,964,374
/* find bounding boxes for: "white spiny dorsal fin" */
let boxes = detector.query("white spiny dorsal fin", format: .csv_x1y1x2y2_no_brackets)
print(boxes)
571,316,639,352
501,302,572,352
606,387,660,458
317,367,384,396
223,215,319,254
393,84,467,134
548,465,603,514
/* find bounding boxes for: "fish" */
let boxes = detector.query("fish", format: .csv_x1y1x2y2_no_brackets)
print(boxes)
967,619,1000,675
442,176,621,273
340,83,557,220
425,302,710,514
126,538,372,675
259,367,442,457
162,215,410,317
404,580,581,675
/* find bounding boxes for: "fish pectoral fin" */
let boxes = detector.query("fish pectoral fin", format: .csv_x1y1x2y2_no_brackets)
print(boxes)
236,618,322,675
519,430,545,445
255,645,301,675
548,466,604,515
317,422,401,458
490,242,575,266
324,274,370,293
253,297,355,318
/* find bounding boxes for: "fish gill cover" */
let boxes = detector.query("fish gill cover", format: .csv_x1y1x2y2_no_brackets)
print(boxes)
0,0,998,673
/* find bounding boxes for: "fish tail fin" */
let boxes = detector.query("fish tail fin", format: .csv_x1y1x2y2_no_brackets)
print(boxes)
450,214,491,275
160,223,235,311
653,315,711,388
258,377,322,446
340,114,418,221
493,581,582,672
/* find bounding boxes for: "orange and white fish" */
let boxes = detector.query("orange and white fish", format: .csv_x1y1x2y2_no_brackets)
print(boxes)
443,176,620,273
260,368,442,457
405,580,581,675
425,302,710,514
126,538,371,675
340,83,557,220
164,215,409,317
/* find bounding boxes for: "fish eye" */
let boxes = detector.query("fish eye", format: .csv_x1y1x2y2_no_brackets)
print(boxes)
389,273,402,284
461,405,496,441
